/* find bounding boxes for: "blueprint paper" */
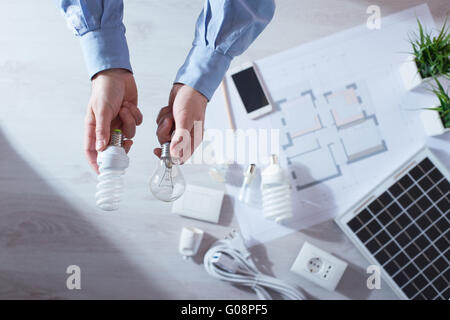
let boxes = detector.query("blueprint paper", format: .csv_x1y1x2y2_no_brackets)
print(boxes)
205,4,450,245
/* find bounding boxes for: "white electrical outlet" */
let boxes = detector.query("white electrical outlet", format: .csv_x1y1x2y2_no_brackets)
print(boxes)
290,241,348,291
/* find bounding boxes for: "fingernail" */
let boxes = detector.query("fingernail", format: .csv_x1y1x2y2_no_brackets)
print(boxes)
96,140,104,151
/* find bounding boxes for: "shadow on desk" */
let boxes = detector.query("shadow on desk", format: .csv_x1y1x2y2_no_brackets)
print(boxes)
334,258,372,300
0,128,168,299
286,162,343,242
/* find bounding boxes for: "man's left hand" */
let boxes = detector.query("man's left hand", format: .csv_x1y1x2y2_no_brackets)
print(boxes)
154,83,207,163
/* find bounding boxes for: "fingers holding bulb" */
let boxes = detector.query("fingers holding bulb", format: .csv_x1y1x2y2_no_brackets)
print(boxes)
170,119,204,164
156,116,174,145
119,107,137,139
123,139,133,154
170,128,193,164
153,147,162,159
114,102,141,155
156,105,172,124
84,108,100,174
123,101,143,126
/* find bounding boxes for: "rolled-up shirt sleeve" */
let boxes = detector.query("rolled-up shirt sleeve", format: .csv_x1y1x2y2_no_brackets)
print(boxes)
59,0,132,78
175,0,275,100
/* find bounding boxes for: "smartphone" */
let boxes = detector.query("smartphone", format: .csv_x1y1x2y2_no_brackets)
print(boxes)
229,63,273,119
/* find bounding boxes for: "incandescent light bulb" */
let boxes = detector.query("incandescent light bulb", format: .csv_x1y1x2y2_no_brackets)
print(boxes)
150,142,186,202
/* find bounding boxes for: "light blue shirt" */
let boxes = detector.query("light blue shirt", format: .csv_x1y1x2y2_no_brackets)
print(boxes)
59,0,275,100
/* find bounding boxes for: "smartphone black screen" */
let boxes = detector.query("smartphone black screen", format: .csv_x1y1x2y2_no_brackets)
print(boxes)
231,67,269,113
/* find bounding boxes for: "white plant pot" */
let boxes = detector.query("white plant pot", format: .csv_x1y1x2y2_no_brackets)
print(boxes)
399,54,446,91
420,109,449,136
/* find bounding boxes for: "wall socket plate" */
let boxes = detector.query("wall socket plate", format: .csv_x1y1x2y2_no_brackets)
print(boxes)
290,241,348,291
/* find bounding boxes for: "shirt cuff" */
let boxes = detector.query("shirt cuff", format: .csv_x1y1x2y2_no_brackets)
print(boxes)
175,45,232,101
79,25,132,79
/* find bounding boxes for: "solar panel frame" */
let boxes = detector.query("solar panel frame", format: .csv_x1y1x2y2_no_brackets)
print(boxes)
335,147,450,300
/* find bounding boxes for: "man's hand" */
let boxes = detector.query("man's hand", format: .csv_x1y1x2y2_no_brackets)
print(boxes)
85,68,143,173
154,83,207,163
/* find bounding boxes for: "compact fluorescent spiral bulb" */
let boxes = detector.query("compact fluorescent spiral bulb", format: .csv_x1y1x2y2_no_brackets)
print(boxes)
261,154,293,223
95,129,130,211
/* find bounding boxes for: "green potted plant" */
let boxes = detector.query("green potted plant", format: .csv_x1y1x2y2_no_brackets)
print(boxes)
400,19,449,90
420,79,450,136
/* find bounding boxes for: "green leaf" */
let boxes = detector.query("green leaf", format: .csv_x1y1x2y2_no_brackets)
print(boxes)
409,18,450,78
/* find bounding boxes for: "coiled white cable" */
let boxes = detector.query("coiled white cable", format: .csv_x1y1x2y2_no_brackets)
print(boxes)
203,230,305,300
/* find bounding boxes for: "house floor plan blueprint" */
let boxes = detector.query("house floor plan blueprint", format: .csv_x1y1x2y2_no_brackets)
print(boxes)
277,81,387,191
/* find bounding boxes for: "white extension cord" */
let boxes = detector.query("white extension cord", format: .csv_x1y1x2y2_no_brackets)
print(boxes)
203,230,305,300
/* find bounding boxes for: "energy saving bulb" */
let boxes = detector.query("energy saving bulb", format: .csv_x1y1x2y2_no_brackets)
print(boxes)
261,154,293,223
96,129,129,211
150,142,186,202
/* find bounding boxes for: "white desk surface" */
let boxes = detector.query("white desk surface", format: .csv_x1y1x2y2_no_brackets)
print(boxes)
0,0,448,299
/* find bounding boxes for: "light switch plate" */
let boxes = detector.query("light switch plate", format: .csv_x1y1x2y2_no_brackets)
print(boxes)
290,241,348,291
172,184,224,223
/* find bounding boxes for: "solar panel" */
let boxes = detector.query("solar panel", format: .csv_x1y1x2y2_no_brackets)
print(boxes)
336,148,450,300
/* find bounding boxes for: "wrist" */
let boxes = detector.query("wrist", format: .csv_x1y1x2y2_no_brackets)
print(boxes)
173,83,208,104
92,68,132,80
174,45,232,101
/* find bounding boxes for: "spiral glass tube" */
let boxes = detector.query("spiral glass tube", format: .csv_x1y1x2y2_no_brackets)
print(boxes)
96,170,125,211
95,130,129,211
261,155,293,223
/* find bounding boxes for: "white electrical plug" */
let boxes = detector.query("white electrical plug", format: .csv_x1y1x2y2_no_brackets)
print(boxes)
290,241,348,291
211,252,239,273
178,227,204,260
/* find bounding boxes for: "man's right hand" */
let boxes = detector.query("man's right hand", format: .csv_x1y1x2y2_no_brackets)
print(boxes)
84,68,143,173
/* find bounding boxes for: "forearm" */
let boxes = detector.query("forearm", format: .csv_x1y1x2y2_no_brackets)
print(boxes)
59,0,132,78
175,0,276,100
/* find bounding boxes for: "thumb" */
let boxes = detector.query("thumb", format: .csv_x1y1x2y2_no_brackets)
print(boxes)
95,108,112,151
171,107,193,158
170,126,192,162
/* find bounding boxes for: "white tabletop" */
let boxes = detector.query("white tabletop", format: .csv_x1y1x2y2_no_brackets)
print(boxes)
0,0,447,299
